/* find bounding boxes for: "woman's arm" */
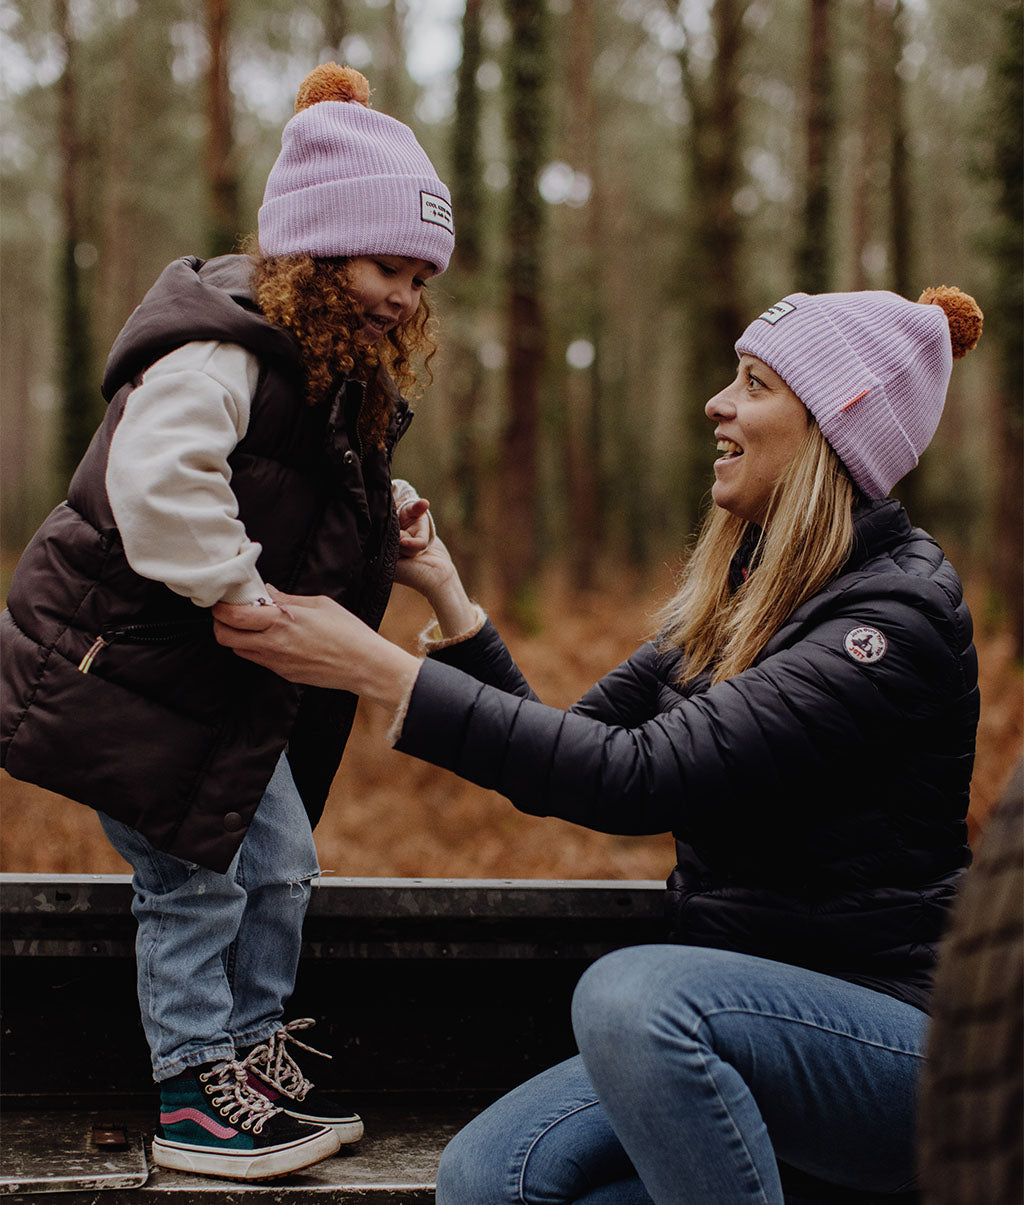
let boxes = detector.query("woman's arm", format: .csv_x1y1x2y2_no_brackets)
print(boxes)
392,593,968,837
214,577,968,839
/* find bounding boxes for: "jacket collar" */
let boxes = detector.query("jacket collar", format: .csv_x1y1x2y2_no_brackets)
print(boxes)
848,498,912,569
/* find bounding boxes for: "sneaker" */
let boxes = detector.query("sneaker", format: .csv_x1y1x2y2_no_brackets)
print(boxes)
152,1058,341,1180
241,1018,365,1144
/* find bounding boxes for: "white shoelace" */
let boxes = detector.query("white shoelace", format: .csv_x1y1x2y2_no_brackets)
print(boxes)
204,1057,282,1133
247,1017,331,1102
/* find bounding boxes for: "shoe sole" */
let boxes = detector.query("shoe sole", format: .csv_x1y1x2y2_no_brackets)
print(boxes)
152,1126,341,1180
283,1110,364,1144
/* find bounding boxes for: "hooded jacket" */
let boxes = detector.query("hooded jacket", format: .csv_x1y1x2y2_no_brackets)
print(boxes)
1,255,409,871
396,501,977,1011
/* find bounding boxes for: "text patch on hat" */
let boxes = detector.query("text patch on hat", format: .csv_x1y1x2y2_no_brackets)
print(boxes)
420,192,454,234
756,300,796,325
843,626,887,664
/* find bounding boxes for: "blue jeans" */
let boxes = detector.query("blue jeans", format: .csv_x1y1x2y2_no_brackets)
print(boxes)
436,945,927,1204
99,753,320,1082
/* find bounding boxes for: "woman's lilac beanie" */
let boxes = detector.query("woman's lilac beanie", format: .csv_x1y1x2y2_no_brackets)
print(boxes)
259,64,454,273
736,287,982,497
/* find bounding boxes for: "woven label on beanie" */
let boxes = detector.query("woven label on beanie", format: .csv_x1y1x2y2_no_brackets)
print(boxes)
756,300,797,326
420,192,454,234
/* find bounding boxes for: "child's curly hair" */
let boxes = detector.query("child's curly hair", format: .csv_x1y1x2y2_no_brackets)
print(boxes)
248,243,438,448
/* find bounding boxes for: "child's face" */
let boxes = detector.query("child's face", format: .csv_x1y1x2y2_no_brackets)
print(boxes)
345,255,436,343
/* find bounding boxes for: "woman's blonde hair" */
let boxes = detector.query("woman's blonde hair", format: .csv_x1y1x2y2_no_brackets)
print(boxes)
248,244,437,447
657,421,858,685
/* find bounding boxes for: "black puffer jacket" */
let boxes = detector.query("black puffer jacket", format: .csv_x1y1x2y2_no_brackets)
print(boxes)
397,500,977,1011
1,255,408,872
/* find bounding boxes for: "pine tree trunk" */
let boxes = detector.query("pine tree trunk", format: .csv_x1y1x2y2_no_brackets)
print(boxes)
797,0,833,293
96,8,139,352
205,0,240,256
885,0,922,516
989,1,1024,659
886,0,912,299
850,0,883,290
445,0,485,590
565,0,601,590
677,0,746,534
55,0,96,490
376,0,409,117
323,0,349,56
499,0,548,615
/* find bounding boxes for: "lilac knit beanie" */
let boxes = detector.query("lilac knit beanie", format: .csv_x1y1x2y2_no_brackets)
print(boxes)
736,286,983,497
258,64,454,273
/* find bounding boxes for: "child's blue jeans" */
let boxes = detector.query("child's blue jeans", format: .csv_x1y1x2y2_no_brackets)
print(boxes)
99,753,320,1082
436,944,927,1204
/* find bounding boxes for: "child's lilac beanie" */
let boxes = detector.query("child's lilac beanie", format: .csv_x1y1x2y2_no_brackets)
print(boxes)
259,64,454,273
735,288,981,497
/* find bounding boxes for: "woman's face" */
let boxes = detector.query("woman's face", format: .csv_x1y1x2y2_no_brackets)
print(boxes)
344,254,436,343
705,354,810,525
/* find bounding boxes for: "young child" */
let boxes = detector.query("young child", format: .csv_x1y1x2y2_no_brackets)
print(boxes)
0,63,453,1182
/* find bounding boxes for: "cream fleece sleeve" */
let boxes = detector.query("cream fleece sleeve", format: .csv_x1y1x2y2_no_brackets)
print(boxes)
105,341,269,608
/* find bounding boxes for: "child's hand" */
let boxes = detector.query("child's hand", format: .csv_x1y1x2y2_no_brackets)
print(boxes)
213,599,288,632
398,497,433,556
394,532,457,596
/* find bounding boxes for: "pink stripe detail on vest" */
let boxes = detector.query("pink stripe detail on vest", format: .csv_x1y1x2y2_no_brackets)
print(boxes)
160,1107,238,1140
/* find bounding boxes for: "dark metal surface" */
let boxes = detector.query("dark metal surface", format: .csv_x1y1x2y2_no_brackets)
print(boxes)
0,876,921,1202
0,1112,148,1194
1,877,667,1109
0,1098,485,1200
0,875,665,960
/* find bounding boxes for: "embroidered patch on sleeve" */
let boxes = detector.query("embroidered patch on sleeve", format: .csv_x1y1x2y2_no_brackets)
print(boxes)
420,192,454,233
756,300,796,325
844,626,887,664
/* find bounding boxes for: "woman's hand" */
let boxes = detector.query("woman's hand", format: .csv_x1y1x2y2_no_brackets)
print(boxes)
212,587,420,710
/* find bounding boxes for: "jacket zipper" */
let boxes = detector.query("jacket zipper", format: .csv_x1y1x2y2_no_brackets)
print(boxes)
77,620,205,674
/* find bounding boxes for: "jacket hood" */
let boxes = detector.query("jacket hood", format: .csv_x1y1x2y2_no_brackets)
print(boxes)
101,255,302,402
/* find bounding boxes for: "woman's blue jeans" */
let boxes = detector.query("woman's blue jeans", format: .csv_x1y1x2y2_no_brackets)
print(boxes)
436,944,927,1204
99,753,320,1082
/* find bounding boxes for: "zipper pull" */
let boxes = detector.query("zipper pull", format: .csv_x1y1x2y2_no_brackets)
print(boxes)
78,635,108,674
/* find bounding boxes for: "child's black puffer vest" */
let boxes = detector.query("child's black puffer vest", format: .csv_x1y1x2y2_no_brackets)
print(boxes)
1,255,409,872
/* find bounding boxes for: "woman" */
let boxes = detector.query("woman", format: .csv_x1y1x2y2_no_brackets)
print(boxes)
213,286,982,1201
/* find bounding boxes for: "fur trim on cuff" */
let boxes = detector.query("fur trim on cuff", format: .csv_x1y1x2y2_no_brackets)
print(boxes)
417,605,487,654
384,672,419,747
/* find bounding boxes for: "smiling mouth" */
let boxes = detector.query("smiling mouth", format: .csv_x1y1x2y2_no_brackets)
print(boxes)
716,438,743,459
363,314,391,337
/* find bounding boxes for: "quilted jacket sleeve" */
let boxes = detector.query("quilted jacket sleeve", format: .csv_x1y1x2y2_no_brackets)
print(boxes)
394,573,974,838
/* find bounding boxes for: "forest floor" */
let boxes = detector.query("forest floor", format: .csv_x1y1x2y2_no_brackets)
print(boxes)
2,569,1021,879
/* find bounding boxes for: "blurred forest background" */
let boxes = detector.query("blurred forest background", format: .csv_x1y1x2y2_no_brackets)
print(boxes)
1,0,1021,878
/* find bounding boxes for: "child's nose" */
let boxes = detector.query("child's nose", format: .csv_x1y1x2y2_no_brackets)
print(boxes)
388,279,417,314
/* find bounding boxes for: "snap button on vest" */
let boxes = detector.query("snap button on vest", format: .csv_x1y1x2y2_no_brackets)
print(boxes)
223,812,244,832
